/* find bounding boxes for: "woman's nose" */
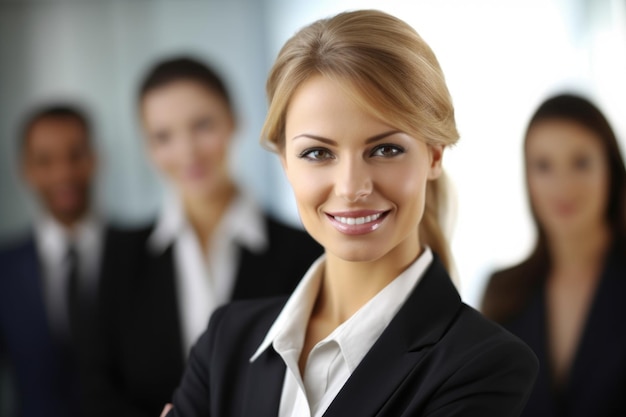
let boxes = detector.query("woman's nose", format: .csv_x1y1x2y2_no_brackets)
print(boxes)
334,158,373,202
175,133,199,162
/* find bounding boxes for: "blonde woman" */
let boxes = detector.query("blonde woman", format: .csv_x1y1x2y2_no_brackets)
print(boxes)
163,10,538,417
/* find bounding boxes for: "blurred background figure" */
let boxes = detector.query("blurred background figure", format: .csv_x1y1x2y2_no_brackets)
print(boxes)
0,105,105,417
80,57,321,417
482,94,626,416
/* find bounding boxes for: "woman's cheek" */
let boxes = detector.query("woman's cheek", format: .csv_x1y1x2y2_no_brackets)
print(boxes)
153,146,179,179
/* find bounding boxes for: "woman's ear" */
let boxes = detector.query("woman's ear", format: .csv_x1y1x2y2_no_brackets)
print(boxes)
427,144,445,180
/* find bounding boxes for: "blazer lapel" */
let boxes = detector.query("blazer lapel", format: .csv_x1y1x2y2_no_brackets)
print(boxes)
241,340,287,416
154,246,185,361
564,247,626,416
323,256,463,417
507,289,559,417
16,238,54,341
117,243,190,407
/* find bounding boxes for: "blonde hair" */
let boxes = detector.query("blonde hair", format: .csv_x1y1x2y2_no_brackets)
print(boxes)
262,9,460,272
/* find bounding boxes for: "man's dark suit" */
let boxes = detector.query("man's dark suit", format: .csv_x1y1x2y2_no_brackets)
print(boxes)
0,236,85,417
81,216,322,417
168,255,539,417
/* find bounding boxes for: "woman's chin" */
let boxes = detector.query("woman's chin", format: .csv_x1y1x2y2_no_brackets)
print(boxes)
326,246,385,264
543,216,598,238
179,180,220,198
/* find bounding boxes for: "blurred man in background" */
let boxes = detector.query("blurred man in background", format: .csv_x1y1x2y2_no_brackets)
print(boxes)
0,104,104,417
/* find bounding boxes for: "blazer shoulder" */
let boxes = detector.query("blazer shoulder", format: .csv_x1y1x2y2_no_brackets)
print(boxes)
417,304,539,416
266,216,319,246
263,215,323,270
487,259,536,287
436,303,539,379
0,234,36,266
446,304,539,382
211,296,287,342
456,304,537,354
481,259,541,324
99,222,159,291
104,222,155,248
101,222,157,264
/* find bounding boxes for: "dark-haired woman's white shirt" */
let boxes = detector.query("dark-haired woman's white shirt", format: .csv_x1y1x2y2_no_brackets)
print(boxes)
148,190,268,354
250,247,433,417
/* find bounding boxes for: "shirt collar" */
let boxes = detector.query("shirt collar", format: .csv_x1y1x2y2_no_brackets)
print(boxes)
250,255,326,362
250,247,433,365
147,189,268,255
35,212,102,260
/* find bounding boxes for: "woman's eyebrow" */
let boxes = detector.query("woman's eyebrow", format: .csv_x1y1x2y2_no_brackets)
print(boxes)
365,130,402,144
291,130,401,145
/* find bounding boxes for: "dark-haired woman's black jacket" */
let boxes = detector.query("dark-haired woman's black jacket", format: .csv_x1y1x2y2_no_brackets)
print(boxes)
80,216,322,417
483,245,626,417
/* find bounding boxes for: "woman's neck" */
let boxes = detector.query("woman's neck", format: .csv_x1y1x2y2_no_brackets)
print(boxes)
317,242,422,326
548,221,611,274
297,237,422,374
182,181,237,251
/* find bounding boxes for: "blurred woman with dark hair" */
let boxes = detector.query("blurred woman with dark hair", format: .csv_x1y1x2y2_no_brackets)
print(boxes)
80,57,321,417
482,93,626,416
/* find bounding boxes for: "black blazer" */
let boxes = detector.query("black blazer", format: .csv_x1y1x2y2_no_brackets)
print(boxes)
168,255,539,417
81,216,322,417
484,246,626,416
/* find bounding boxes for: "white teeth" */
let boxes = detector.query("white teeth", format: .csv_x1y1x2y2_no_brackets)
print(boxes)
333,213,383,225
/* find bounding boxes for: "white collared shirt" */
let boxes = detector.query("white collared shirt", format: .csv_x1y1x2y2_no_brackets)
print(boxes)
250,248,433,417
34,213,104,339
148,189,268,355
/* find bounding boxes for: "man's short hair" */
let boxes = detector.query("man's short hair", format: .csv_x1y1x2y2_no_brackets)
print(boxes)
20,104,92,153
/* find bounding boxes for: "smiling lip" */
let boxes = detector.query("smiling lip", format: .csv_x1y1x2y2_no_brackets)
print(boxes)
184,165,208,181
325,209,390,235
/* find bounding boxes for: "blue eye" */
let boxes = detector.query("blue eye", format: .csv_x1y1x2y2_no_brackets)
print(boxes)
371,144,404,157
298,148,334,161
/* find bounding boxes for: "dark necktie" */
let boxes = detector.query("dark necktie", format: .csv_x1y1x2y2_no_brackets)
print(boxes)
66,243,80,343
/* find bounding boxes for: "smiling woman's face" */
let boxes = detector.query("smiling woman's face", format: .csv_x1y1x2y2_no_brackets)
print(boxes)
281,75,443,264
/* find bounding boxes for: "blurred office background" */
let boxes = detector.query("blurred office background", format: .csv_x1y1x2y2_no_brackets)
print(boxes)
0,0,625,309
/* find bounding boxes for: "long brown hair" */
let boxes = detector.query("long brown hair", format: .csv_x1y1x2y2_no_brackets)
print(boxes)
261,10,459,271
483,93,626,322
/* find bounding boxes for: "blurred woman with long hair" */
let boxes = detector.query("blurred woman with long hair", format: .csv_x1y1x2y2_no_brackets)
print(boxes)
81,57,321,417
483,93,626,416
